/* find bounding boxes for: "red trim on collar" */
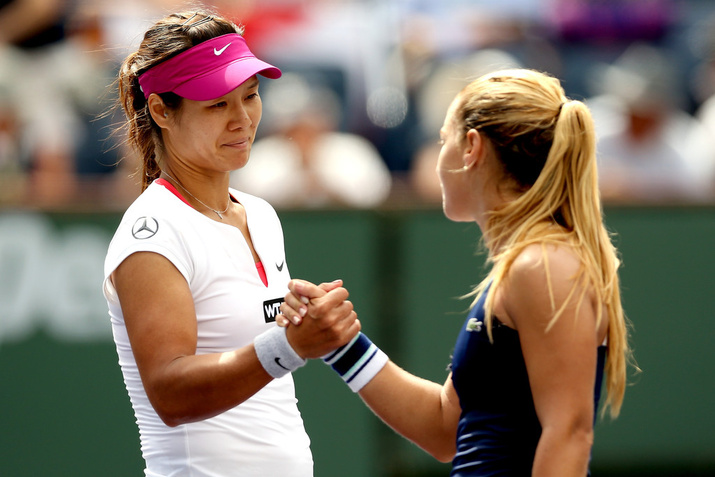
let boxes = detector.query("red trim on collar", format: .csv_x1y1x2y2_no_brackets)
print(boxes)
155,178,193,208
156,178,264,285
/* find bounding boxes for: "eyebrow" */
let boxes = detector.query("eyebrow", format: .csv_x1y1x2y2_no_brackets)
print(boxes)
247,78,260,89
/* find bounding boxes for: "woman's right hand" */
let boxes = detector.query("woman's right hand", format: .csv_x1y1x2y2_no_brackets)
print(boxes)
280,279,360,359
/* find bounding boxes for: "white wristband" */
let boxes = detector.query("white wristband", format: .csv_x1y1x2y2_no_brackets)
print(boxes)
254,326,306,379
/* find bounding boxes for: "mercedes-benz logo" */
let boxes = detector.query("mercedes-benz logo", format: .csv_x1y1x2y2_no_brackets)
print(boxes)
132,217,159,239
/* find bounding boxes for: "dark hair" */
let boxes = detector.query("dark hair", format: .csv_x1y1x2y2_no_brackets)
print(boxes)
116,10,243,191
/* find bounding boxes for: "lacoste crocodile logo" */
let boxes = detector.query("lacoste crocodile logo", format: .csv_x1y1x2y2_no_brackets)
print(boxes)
466,318,483,332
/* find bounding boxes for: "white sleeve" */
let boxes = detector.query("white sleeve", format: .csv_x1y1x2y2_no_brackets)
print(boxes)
103,212,193,304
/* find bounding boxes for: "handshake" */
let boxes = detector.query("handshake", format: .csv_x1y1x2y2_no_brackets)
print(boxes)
253,279,387,393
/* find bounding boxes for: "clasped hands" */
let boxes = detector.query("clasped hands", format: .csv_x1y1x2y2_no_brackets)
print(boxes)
278,279,361,359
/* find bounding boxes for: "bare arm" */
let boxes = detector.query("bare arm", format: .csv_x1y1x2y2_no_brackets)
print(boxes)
112,252,358,427
359,365,461,462
503,244,604,476
282,279,461,462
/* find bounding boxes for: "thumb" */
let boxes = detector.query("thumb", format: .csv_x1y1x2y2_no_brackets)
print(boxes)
318,279,343,293
288,279,328,300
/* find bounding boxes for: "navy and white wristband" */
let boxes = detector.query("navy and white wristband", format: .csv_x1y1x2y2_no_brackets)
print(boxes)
323,332,388,392
254,326,307,379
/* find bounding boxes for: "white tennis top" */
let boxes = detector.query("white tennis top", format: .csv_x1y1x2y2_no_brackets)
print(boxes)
103,181,312,476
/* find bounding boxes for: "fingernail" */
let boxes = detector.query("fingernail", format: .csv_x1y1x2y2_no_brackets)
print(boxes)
299,306,307,317
292,315,302,325
300,296,309,305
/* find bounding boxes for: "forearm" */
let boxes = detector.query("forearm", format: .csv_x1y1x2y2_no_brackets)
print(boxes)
358,362,457,462
281,280,458,459
532,426,593,477
145,345,272,427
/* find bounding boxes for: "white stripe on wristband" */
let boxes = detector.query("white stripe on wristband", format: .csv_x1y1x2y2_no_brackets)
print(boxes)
323,332,388,392
254,326,307,379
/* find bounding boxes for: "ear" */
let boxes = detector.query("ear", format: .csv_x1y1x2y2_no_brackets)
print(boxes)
147,93,171,128
462,128,483,169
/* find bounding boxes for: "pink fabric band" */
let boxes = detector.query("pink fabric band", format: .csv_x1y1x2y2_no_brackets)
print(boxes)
138,33,281,101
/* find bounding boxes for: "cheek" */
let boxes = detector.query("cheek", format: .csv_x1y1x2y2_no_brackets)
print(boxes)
438,167,472,221
169,117,209,146
436,149,449,183
249,101,263,129
436,147,458,189
183,129,213,154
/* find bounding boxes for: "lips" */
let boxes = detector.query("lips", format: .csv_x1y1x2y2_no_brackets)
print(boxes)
224,137,251,147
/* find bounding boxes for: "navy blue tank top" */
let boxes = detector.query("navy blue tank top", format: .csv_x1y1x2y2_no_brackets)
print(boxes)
450,286,606,476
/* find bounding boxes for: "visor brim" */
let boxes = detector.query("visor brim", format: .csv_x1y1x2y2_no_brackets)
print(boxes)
173,58,282,101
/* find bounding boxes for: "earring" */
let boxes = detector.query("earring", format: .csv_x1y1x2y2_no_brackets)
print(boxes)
164,112,168,118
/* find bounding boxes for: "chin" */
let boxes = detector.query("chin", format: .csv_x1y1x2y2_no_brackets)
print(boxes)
442,202,459,222
228,153,251,171
442,202,472,223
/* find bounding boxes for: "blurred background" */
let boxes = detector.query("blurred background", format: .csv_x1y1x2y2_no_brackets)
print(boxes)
0,0,714,476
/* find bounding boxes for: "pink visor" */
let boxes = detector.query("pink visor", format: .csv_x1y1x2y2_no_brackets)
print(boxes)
138,33,281,101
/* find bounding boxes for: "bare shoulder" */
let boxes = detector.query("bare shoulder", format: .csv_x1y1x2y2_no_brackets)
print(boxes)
509,241,583,286
501,241,589,328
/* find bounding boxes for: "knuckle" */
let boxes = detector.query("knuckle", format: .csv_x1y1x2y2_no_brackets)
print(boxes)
309,299,327,315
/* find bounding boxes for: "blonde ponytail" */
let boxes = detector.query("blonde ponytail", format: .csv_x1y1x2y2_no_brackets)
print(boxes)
459,69,632,418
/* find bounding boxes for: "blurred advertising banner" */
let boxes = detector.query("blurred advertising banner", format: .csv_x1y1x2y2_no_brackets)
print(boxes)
0,212,114,344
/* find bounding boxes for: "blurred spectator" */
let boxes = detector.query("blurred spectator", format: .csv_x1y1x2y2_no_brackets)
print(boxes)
2,0,714,209
211,0,308,54
687,8,715,107
690,10,715,196
0,0,108,206
548,0,676,43
694,96,715,196
230,73,392,209
70,0,182,207
587,43,714,203
0,95,23,203
546,0,680,102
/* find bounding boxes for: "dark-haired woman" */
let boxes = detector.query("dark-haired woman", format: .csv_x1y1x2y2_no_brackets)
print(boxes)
103,11,359,476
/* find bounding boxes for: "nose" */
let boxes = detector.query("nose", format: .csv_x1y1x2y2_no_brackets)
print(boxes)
228,103,252,130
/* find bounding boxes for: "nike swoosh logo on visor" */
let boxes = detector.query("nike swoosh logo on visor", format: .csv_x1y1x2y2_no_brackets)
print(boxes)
214,43,231,56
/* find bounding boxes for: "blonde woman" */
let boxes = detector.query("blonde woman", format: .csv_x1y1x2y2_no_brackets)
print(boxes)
279,69,631,476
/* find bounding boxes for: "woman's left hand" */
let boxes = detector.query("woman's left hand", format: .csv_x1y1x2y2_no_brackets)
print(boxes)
279,279,361,359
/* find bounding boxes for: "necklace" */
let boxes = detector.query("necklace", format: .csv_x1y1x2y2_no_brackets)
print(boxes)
162,171,231,219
